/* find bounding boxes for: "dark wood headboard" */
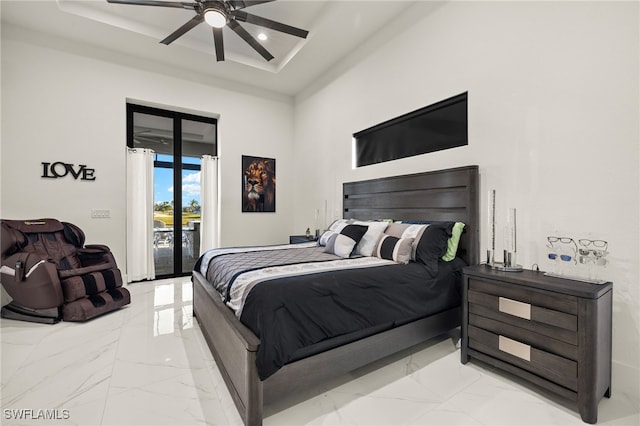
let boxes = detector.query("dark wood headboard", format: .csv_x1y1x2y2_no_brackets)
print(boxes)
343,165,479,266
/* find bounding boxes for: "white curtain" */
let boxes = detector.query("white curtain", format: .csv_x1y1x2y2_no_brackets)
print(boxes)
126,148,155,282
200,155,219,254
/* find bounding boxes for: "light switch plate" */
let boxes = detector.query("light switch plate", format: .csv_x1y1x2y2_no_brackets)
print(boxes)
91,209,111,218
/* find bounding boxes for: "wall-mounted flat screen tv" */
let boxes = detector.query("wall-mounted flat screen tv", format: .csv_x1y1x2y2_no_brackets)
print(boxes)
353,92,468,167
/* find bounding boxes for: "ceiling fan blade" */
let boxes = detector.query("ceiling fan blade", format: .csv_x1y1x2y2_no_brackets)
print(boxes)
212,27,225,62
106,0,195,10
228,0,275,10
160,15,204,45
231,10,308,39
228,20,274,61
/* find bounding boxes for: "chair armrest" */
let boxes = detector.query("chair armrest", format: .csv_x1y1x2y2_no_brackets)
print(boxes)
1,253,63,309
58,263,115,278
82,244,111,252
2,252,50,280
77,245,117,268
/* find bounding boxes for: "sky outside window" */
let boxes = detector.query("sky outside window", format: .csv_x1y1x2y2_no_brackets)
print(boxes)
154,154,202,207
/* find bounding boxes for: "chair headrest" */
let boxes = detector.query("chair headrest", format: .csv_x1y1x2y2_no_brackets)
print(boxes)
62,222,85,248
1,218,86,253
2,219,64,234
1,221,28,257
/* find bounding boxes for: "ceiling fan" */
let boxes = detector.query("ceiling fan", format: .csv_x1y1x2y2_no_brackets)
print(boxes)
106,0,309,62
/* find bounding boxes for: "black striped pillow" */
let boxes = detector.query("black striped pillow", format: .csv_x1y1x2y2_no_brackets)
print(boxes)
374,235,414,264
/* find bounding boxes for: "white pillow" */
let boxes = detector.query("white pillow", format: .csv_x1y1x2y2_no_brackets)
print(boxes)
353,221,389,257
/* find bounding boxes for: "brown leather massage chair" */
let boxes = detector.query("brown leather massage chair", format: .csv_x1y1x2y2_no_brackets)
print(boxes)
0,219,130,323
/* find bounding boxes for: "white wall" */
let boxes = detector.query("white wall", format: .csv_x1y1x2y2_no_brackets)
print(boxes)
293,1,639,393
1,0,638,400
1,28,296,273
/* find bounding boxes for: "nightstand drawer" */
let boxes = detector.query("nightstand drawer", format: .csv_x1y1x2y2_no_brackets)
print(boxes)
469,301,578,345
469,277,578,316
468,324,578,391
469,313,578,360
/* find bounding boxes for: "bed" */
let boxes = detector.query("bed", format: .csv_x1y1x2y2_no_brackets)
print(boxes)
192,165,479,425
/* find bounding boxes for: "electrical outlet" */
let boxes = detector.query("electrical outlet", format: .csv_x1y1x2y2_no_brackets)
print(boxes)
91,209,111,218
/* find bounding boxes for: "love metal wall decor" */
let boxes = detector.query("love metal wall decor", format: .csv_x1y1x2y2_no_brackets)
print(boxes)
41,162,96,181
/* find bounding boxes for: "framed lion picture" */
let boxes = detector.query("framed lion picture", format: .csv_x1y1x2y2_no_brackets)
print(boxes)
242,155,276,212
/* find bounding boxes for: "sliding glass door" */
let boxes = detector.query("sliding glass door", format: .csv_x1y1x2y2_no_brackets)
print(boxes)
127,104,217,278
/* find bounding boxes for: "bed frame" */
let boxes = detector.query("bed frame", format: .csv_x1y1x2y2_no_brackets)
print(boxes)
193,165,479,425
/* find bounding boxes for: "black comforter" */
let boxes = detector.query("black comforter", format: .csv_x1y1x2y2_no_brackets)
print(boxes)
240,258,464,380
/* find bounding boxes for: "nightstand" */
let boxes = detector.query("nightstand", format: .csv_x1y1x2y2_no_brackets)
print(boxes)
461,264,612,424
289,235,317,244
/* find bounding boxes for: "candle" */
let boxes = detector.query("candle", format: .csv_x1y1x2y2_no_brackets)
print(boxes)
509,208,517,253
506,207,517,266
488,190,496,251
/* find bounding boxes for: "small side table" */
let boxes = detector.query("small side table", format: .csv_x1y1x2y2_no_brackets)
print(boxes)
289,235,317,244
461,264,612,423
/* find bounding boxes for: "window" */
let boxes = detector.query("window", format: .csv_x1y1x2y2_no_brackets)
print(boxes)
127,103,217,277
353,92,468,167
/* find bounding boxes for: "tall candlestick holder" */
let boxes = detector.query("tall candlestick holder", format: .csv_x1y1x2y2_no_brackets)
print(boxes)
486,190,522,272
486,189,496,265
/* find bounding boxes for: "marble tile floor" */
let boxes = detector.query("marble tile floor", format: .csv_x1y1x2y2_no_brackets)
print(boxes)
1,277,638,426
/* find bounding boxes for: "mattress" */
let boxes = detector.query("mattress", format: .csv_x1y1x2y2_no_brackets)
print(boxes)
196,243,464,380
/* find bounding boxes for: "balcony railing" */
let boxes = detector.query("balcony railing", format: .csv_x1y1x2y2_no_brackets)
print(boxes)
153,222,200,276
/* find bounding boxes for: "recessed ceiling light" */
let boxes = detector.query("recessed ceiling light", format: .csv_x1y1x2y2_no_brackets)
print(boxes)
257,33,268,41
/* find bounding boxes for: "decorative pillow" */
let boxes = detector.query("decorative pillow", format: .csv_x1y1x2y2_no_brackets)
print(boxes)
414,222,454,276
323,232,339,252
385,223,428,261
327,218,352,232
442,222,465,261
392,220,465,262
323,224,368,258
318,219,354,246
353,221,389,256
374,235,414,264
385,223,421,238
318,230,335,246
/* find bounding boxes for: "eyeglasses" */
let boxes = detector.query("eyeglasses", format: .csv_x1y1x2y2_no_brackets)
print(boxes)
578,240,609,266
547,236,574,244
548,253,573,262
547,236,578,252
577,239,608,257
546,236,609,269
578,239,608,250
546,236,577,264
579,253,608,266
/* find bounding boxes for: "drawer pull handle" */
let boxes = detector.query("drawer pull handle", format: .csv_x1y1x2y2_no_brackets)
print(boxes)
499,297,531,320
499,335,531,361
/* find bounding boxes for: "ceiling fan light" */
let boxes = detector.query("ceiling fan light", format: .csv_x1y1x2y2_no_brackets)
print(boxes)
204,9,227,28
